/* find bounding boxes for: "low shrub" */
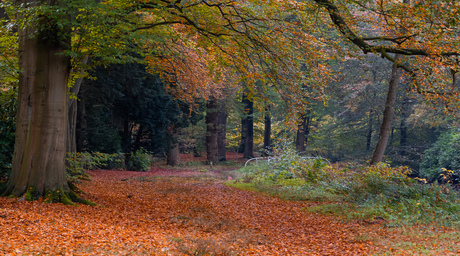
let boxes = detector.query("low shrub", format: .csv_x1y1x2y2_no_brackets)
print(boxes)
126,148,152,172
420,129,460,181
231,142,460,227
66,150,152,181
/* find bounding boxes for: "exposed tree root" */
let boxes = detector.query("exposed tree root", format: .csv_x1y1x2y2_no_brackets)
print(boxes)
1,181,97,206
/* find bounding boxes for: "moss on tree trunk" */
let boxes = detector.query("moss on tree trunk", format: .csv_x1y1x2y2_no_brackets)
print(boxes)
1,0,94,205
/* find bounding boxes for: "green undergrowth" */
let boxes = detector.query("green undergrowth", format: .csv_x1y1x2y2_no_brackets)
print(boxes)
167,159,243,172
227,142,460,229
66,150,155,182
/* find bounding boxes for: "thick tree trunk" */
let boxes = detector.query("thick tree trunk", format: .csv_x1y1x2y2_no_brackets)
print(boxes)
296,112,311,153
217,101,227,162
242,91,254,159
206,98,219,164
3,20,66,199
2,1,92,204
263,106,271,156
166,131,180,166
370,55,403,165
296,115,306,152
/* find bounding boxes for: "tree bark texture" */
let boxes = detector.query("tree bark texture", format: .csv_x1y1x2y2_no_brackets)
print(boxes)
166,131,180,166
296,112,311,153
217,101,227,162
2,1,93,204
66,57,88,153
238,117,246,154
206,98,219,164
263,106,271,156
242,91,254,159
76,96,87,152
370,55,403,165
366,110,373,151
4,13,71,198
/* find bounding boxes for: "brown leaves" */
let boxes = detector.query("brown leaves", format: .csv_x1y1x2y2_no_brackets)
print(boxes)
0,164,392,255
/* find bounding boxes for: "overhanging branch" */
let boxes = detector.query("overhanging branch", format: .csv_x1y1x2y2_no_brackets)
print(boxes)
313,0,460,63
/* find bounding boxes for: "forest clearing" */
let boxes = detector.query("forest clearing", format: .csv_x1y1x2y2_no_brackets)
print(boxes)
0,153,459,255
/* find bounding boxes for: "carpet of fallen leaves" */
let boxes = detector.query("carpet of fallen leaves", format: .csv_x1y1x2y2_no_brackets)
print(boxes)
1,161,456,255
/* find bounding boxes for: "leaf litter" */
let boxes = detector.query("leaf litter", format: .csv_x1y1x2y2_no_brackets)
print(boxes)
0,167,455,255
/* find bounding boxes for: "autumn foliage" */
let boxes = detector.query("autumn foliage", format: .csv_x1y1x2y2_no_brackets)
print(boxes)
0,167,384,255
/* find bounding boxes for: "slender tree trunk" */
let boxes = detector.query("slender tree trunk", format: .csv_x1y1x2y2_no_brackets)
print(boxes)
242,91,254,159
238,117,246,154
2,4,91,204
66,98,78,153
296,114,307,152
132,124,143,153
66,57,88,153
370,55,403,165
76,96,87,152
206,98,219,164
399,96,410,156
166,130,180,166
366,109,373,151
263,106,271,156
217,101,227,161
296,112,311,153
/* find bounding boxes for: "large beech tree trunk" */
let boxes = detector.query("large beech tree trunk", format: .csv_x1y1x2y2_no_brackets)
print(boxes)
5,25,69,197
370,55,403,165
2,1,91,204
206,98,219,164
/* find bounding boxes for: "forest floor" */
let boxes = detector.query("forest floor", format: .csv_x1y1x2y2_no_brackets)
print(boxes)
0,154,459,255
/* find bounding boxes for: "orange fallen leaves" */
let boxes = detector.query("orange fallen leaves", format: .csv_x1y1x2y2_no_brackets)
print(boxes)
0,167,397,255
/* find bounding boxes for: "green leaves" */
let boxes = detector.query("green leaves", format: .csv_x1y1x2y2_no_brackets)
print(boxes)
0,86,17,179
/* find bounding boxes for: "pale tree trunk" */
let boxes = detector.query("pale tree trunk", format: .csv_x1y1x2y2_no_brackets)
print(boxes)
166,130,180,166
76,96,88,152
370,55,403,165
66,57,88,153
217,101,227,162
2,1,92,204
206,97,219,164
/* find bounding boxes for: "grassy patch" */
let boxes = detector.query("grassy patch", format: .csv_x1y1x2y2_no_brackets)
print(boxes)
228,147,460,255
233,159,460,228
225,182,257,192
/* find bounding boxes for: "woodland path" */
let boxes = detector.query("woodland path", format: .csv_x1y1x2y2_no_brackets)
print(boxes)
0,166,396,255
